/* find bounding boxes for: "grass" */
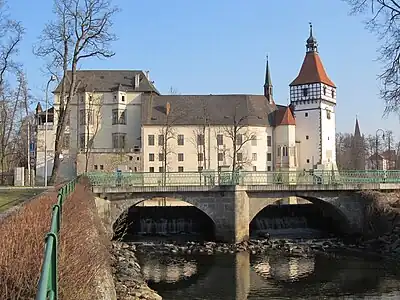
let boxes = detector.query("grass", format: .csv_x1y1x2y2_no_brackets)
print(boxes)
0,189,46,212
0,178,110,300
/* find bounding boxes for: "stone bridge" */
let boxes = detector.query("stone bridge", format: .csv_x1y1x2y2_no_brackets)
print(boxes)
93,183,400,242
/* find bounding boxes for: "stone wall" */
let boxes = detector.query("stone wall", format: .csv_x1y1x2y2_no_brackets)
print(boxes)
77,152,142,174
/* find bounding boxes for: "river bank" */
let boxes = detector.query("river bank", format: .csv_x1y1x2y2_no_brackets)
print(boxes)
111,242,161,300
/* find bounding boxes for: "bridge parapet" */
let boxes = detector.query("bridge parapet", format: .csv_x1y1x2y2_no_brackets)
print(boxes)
87,170,400,189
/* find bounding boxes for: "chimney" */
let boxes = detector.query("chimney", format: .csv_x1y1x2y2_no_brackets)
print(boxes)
145,70,150,81
134,73,140,89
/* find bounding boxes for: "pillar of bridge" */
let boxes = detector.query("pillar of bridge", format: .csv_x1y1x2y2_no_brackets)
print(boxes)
213,187,250,243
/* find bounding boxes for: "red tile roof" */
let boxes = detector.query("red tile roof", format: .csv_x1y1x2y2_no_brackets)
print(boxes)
290,51,335,87
275,106,296,126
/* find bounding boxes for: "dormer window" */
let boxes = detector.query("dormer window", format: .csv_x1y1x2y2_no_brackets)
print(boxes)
302,88,308,97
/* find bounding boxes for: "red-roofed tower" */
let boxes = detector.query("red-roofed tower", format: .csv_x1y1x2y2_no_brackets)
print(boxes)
290,23,337,171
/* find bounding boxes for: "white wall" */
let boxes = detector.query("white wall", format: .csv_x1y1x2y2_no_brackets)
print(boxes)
142,125,274,173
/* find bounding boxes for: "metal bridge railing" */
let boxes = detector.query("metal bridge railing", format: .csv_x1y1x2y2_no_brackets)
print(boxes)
86,170,400,188
35,179,77,300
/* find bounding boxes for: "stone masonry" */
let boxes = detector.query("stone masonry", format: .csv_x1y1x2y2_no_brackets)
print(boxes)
93,185,384,242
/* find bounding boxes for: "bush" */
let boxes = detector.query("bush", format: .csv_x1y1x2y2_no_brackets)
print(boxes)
0,180,109,300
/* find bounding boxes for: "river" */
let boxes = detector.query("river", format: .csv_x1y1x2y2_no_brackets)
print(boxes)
136,251,400,299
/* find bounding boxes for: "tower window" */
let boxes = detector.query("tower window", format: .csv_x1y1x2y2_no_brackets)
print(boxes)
323,86,327,95
302,88,308,97
305,112,308,117
326,110,331,119
306,135,309,140
331,90,335,98
307,159,310,163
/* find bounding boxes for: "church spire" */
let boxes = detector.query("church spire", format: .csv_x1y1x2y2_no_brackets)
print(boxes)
354,116,361,138
306,22,318,53
263,55,273,103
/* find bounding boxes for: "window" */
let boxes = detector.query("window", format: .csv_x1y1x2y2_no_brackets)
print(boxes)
267,136,272,147
129,156,133,161
217,134,223,146
307,159,310,163
149,153,155,161
323,86,327,95
326,110,331,120
331,90,335,98
148,135,155,146
177,134,184,145
302,88,308,97
112,109,126,125
267,153,272,161
198,153,204,161
178,166,184,172
149,167,154,173
79,109,85,125
80,109,94,125
282,146,288,157
158,153,164,161
267,166,271,171
79,134,86,150
121,95,125,102
178,153,184,161
277,147,281,157
94,165,98,170
159,166,164,173
218,152,224,161
197,134,204,145
236,134,243,146
158,135,164,146
253,166,257,171
305,112,308,117
198,166,203,172
62,133,70,149
112,133,126,149
100,165,104,170
251,135,257,146
237,153,243,161
306,135,309,140
252,153,257,161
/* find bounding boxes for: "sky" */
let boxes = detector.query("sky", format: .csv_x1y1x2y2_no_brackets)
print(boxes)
7,0,399,138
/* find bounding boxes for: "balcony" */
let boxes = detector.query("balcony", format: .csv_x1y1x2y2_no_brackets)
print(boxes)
78,147,141,154
37,124,54,131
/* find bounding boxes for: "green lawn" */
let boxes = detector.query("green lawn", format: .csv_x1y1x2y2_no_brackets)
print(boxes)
0,189,46,212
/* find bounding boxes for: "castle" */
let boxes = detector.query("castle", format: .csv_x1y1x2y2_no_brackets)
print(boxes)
34,24,337,183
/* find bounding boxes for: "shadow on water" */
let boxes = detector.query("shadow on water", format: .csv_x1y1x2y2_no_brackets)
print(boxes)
136,251,400,300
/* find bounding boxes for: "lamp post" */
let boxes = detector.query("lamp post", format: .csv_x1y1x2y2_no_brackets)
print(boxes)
44,75,56,187
375,128,385,170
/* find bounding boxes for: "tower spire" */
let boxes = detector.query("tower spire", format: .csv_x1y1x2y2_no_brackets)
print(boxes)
264,55,273,103
306,22,318,53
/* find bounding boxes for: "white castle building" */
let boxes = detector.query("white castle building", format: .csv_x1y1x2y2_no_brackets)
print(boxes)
34,24,337,182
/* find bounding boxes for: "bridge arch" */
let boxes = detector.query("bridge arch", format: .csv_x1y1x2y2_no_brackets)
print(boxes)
248,195,353,234
109,193,219,238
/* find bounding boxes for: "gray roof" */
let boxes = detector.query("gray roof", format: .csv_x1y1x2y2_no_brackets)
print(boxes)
141,94,278,126
53,70,159,94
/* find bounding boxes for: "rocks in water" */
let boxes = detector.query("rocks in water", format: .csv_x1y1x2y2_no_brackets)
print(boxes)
131,238,349,259
111,242,162,300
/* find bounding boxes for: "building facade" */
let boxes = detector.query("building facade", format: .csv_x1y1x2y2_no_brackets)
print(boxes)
35,24,337,181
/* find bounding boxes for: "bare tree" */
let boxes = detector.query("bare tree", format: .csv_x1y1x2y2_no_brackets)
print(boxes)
189,98,209,171
222,104,254,177
82,89,103,173
159,102,176,185
34,0,119,184
344,0,400,114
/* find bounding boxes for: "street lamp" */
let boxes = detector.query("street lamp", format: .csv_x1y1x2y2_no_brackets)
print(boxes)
375,129,385,170
44,75,56,187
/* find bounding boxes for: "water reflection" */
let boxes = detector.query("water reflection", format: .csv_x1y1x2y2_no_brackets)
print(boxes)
137,251,400,300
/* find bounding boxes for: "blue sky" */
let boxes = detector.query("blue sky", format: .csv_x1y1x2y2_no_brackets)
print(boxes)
8,0,398,138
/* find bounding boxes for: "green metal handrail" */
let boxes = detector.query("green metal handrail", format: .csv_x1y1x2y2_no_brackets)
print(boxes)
86,169,400,188
35,179,77,300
